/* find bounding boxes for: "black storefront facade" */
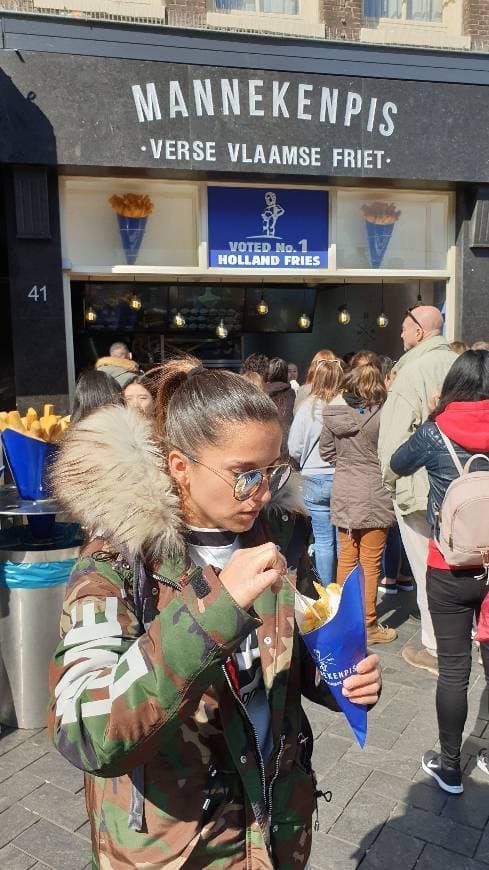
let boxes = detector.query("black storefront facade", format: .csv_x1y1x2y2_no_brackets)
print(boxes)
1,14,489,412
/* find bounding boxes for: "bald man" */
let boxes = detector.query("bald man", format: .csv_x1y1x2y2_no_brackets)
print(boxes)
379,306,456,676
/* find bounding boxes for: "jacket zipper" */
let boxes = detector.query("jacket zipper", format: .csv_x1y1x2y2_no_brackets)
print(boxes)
267,734,286,821
150,571,182,592
222,663,268,821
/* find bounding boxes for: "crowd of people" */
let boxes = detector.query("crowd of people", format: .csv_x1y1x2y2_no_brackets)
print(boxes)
46,313,489,867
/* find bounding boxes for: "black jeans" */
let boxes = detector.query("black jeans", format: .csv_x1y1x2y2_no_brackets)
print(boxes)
427,565,489,770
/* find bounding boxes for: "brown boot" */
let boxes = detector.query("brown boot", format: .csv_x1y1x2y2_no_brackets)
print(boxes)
367,623,398,645
401,646,438,675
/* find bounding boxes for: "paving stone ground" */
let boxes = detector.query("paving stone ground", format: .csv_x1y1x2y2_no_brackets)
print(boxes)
1,587,488,869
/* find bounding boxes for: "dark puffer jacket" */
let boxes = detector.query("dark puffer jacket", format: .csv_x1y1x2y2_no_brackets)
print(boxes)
319,400,395,530
390,399,489,526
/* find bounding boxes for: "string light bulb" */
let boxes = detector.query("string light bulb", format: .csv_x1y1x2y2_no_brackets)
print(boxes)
129,294,142,311
216,318,228,339
256,294,268,316
85,306,97,323
337,305,351,326
298,312,311,330
173,311,186,328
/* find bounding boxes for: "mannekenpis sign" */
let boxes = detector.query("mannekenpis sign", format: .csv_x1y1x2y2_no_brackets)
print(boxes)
131,78,397,172
1,51,489,181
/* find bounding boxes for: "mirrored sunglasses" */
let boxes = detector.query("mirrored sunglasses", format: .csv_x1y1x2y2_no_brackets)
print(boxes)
233,463,292,501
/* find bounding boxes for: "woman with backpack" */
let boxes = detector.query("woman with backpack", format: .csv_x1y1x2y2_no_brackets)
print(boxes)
47,356,380,869
390,349,489,795
319,362,397,646
288,356,344,585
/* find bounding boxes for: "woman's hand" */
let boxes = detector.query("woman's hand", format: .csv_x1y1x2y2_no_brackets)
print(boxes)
219,543,287,610
341,654,381,706
428,391,441,414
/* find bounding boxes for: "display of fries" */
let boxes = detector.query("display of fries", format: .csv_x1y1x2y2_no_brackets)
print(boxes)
301,581,342,635
0,405,71,443
361,201,402,225
109,193,154,218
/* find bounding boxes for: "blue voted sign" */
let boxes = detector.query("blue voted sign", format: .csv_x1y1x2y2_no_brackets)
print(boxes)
208,186,328,270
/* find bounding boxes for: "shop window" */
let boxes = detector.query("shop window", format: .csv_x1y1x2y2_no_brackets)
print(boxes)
207,0,322,38
364,0,441,21
60,178,199,273
335,190,450,272
33,0,165,22
361,0,468,48
214,0,298,13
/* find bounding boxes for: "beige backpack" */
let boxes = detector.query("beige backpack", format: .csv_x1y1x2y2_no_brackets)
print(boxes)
434,426,489,571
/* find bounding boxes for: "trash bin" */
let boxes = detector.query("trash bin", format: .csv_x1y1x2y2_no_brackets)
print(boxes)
0,524,81,729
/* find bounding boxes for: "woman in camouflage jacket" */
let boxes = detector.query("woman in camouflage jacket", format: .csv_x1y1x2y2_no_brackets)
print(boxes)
48,357,380,869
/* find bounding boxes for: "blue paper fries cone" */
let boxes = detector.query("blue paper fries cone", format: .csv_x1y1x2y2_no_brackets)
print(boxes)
365,221,395,269
301,565,368,747
117,214,148,265
2,429,57,500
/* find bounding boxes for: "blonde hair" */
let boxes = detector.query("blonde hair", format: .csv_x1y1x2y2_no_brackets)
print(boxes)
310,358,344,403
449,341,468,355
305,349,337,384
349,350,381,370
344,363,386,407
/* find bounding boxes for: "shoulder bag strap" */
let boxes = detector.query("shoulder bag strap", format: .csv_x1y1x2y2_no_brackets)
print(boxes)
300,436,320,471
436,424,464,477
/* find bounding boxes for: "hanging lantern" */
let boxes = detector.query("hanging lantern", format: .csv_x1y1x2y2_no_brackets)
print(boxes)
376,281,388,328
85,305,97,323
216,318,228,339
338,280,351,326
338,305,351,326
298,312,311,330
129,294,142,311
173,311,186,328
256,294,268,316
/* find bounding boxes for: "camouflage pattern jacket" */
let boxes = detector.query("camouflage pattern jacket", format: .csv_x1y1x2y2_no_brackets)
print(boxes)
48,407,341,869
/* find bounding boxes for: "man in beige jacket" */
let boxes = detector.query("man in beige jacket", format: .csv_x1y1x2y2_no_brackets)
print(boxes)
379,306,456,675
95,342,141,388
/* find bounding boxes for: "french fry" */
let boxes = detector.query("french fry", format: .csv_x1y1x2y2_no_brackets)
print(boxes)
301,582,343,635
49,425,63,443
26,408,38,428
29,421,45,440
7,410,22,428
43,404,54,418
45,415,59,438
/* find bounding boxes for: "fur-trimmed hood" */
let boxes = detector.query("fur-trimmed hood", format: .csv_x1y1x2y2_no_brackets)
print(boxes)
53,405,306,559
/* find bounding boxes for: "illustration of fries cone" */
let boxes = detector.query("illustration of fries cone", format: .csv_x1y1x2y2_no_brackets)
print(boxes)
296,565,368,747
109,193,154,266
116,215,148,265
361,202,401,269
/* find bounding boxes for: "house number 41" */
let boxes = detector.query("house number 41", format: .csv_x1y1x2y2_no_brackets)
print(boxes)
27,285,47,302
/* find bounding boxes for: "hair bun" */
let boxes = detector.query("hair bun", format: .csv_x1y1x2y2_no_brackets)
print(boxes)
186,365,206,381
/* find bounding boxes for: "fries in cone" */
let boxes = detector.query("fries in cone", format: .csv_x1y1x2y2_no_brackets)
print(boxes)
295,566,368,747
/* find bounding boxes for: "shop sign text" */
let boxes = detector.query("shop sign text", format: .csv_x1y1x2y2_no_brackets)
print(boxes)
132,76,397,173
207,187,328,269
